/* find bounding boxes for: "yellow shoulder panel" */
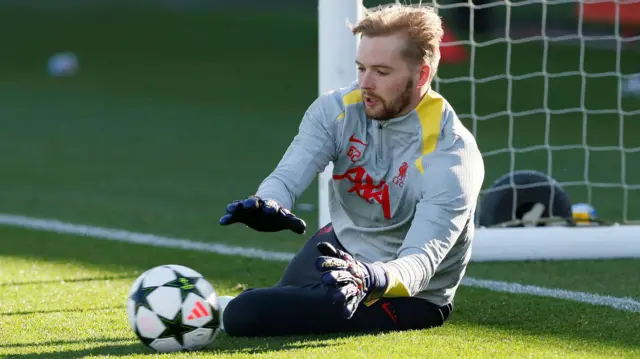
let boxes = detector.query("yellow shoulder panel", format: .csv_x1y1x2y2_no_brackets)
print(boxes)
414,89,444,173
336,89,362,121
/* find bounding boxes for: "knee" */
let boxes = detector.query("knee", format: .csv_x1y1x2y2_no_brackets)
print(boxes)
221,289,265,337
221,292,251,337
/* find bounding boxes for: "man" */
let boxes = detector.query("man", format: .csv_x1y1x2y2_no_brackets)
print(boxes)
218,3,484,337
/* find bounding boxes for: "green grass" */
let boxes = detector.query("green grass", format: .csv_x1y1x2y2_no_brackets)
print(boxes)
1,226,639,358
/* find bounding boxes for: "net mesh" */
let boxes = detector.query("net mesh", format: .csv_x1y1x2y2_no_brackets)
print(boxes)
431,0,640,224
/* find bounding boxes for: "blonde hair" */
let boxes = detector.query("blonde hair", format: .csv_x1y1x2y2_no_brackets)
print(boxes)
349,3,444,81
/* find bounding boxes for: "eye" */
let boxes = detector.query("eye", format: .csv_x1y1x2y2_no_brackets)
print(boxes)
357,67,365,72
376,70,388,76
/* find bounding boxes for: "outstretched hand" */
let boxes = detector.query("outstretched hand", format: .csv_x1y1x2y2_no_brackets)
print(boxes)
219,196,306,235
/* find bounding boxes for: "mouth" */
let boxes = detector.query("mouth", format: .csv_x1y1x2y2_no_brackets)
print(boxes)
364,96,378,107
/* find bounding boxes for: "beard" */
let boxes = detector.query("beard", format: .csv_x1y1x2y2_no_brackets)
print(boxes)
362,78,414,121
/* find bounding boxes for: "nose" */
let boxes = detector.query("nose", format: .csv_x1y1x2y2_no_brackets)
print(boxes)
359,70,375,91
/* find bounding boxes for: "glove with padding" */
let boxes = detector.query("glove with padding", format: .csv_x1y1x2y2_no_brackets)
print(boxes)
219,195,306,234
315,242,388,319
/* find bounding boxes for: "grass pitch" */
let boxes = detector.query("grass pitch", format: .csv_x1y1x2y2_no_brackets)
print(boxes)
1,226,639,358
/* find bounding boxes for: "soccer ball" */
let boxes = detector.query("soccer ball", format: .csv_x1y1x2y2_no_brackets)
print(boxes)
126,264,221,352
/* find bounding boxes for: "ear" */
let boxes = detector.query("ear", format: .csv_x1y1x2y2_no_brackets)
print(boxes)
416,63,431,87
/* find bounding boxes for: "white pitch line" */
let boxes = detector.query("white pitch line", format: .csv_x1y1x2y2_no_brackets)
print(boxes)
462,278,640,313
1,213,639,313
0,214,294,262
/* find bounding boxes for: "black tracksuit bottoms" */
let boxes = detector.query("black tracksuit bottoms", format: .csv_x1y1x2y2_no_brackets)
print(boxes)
222,223,453,337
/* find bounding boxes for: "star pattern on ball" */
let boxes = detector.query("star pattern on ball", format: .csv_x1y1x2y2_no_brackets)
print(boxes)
162,271,205,301
128,265,220,351
129,280,155,312
157,309,199,346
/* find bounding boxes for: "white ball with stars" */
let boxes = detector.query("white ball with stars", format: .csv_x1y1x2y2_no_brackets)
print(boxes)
126,264,221,352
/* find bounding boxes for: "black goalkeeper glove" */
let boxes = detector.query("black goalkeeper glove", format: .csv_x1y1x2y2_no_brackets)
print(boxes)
315,242,389,319
218,195,306,235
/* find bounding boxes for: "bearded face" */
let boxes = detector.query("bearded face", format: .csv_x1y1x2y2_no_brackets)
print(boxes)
361,76,415,121
356,33,426,121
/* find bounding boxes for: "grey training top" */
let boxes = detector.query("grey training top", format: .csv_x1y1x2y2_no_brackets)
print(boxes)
256,80,485,306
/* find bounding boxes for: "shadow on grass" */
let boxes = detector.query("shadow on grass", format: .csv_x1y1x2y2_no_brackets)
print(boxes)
205,331,372,356
0,274,139,287
3,333,365,358
1,305,120,317
0,337,132,349
5,342,150,358
0,226,287,290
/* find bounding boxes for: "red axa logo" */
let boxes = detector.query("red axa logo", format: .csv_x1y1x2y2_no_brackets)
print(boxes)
333,166,391,219
187,301,210,320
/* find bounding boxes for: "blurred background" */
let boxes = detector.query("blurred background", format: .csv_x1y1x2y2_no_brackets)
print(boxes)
1,0,639,250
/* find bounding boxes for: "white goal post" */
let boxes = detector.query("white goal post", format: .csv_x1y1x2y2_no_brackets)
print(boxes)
318,0,363,235
317,0,640,261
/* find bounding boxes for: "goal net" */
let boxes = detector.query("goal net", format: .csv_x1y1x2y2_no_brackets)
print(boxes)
318,0,640,261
